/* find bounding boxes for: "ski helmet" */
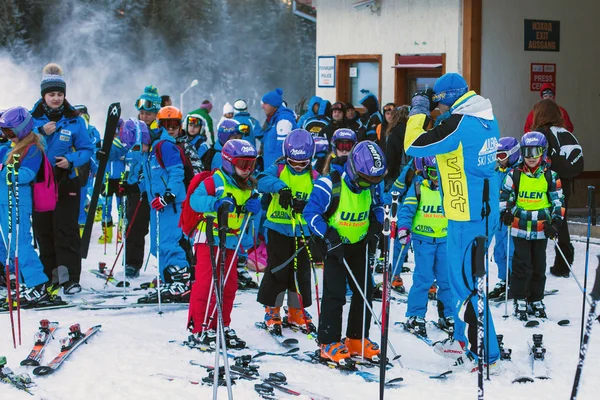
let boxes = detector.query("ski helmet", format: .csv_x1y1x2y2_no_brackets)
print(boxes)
314,136,330,157
420,156,438,180
221,139,258,179
157,106,182,131
331,128,357,155
0,106,34,140
233,99,248,114
346,141,387,188
497,137,520,165
218,120,242,146
120,118,151,148
283,129,315,171
520,131,547,160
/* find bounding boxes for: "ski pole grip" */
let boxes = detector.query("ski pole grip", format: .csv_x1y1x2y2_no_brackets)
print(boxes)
473,235,487,278
390,191,400,221
206,215,216,246
591,259,600,301
382,205,391,236
481,179,490,218
588,186,596,226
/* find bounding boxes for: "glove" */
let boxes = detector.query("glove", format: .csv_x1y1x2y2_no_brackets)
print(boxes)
214,196,235,213
398,227,411,245
278,187,293,209
244,197,261,214
409,88,437,117
366,219,383,244
544,220,561,240
151,191,175,211
291,197,307,214
324,228,344,261
502,210,514,226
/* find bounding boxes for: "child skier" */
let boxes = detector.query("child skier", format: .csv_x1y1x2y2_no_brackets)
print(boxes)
187,139,260,348
178,114,207,174
321,128,356,175
137,106,190,303
0,107,57,308
98,144,125,245
257,128,317,335
303,141,386,367
490,137,520,299
397,156,455,336
500,132,564,321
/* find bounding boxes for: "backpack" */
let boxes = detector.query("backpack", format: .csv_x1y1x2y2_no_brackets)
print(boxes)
154,140,195,190
178,171,216,237
546,126,584,179
200,148,219,172
26,144,58,212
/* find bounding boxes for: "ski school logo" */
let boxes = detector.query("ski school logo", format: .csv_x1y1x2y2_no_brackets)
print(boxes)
367,144,384,174
478,137,498,166
290,149,306,156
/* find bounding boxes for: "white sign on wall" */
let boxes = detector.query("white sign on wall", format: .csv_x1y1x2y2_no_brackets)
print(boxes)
349,67,358,78
318,56,336,88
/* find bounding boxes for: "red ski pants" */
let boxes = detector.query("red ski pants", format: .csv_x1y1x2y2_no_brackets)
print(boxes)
188,243,238,333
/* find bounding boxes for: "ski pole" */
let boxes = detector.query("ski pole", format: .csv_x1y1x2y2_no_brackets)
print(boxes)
121,194,128,300
290,216,313,336
553,239,590,305
5,162,15,349
503,226,511,319
361,246,368,362
473,235,487,400
252,219,260,285
13,154,21,346
295,216,320,317
570,261,600,400
155,200,162,315
103,173,109,255
481,179,491,380
342,258,403,368
580,186,596,348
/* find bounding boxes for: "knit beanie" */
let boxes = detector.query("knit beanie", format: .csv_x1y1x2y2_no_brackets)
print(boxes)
41,63,66,97
223,102,234,115
136,85,161,113
433,73,468,106
262,88,284,108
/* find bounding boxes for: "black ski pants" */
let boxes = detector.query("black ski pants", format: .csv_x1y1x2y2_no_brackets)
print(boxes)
511,237,548,302
125,188,150,270
33,177,81,284
258,229,312,308
318,239,373,345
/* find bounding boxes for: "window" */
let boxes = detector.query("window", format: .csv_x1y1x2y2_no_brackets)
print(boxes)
393,54,446,106
336,55,382,110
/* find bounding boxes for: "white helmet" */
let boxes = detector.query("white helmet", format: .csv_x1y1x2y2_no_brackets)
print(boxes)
233,98,248,114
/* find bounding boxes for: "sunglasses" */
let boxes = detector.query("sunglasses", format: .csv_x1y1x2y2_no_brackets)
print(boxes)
160,119,181,130
1,127,16,139
287,158,311,170
187,117,204,126
232,157,256,172
521,146,544,159
238,124,250,135
425,166,438,179
335,140,353,152
135,98,157,111
356,172,383,188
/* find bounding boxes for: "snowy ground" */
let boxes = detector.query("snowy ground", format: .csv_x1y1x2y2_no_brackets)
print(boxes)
1,217,600,400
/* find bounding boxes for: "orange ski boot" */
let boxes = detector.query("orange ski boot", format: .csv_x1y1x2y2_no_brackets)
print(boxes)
264,306,282,335
345,337,381,363
391,275,406,294
286,307,316,334
319,342,354,369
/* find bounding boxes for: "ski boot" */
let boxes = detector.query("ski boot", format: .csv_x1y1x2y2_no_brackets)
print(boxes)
286,307,316,334
372,283,383,300
528,300,547,319
46,283,61,300
405,316,427,337
264,306,283,335
94,206,103,222
433,337,466,361
372,254,384,274
319,342,354,369
19,284,51,309
188,329,217,349
436,316,455,336
391,275,406,294
223,327,247,349
345,337,381,363
98,222,113,244
79,224,85,237
125,265,140,279
513,299,528,321
237,265,258,290
62,281,82,295
137,266,191,303
428,283,438,300
489,280,506,299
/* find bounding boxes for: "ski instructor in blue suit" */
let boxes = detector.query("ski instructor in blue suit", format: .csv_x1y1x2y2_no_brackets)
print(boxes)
404,72,500,366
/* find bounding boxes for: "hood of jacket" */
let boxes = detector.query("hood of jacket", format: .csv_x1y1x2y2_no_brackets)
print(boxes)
359,94,380,116
451,92,494,121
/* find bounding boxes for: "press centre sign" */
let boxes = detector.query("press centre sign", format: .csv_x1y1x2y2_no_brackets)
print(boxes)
530,63,556,91
524,19,560,52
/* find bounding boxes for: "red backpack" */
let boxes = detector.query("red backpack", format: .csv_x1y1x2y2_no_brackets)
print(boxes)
26,144,57,212
178,170,216,237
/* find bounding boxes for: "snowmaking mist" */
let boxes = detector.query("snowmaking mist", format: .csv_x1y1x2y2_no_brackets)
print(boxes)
0,0,315,125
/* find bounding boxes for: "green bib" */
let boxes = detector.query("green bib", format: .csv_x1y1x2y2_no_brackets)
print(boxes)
329,178,371,244
516,173,551,211
202,170,251,237
267,165,314,225
411,182,447,238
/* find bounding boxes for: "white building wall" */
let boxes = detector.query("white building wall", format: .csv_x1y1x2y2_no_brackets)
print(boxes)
481,0,598,170
314,0,462,105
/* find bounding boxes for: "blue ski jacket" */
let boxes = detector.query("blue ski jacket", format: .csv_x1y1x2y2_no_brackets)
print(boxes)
142,129,186,203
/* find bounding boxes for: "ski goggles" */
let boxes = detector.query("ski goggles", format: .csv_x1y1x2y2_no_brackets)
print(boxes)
160,119,181,130
496,151,509,162
0,127,16,139
286,158,311,170
521,146,544,159
335,140,354,153
238,124,250,136
135,98,158,111
356,172,383,188
186,117,204,126
383,105,395,113
425,166,438,179
231,157,256,172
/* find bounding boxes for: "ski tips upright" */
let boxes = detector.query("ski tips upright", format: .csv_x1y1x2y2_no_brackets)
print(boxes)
591,258,600,301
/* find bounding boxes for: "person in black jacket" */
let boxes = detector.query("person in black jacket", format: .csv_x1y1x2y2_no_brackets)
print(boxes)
358,94,382,142
322,101,348,143
345,103,362,133
383,106,410,190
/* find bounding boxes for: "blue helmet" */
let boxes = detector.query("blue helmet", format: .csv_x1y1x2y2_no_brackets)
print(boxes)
497,136,520,166
414,156,436,172
0,106,34,140
520,131,547,160
221,139,257,178
345,141,387,188
218,120,242,146
283,129,315,161
331,128,357,145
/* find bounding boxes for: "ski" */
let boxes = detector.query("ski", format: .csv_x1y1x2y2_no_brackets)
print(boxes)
80,103,121,259
32,324,101,376
89,269,130,287
188,348,299,365
0,302,76,314
430,321,454,337
254,321,300,348
394,322,435,346
82,287,143,298
0,357,34,395
491,289,559,306
529,334,550,380
78,302,187,311
21,320,59,367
